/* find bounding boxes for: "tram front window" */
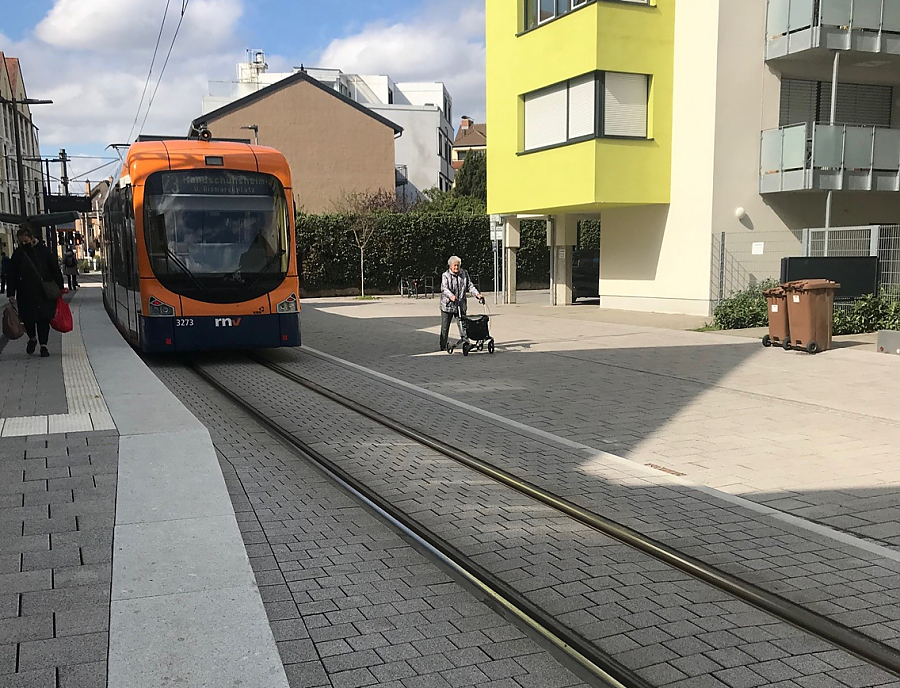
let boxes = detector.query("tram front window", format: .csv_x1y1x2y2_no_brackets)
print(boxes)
144,170,290,303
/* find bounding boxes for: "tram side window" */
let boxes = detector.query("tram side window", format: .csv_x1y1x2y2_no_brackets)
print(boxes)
123,186,138,291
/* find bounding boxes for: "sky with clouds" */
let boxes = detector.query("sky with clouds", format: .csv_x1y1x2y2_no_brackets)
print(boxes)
1,0,486,190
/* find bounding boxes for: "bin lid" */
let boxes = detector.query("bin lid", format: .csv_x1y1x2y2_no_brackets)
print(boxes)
763,287,786,296
783,279,841,291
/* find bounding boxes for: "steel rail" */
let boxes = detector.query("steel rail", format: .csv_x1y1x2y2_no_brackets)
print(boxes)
250,353,900,680
188,362,653,688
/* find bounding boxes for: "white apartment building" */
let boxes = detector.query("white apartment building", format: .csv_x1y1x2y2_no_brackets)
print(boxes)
202,53,455,202
0,54,43,256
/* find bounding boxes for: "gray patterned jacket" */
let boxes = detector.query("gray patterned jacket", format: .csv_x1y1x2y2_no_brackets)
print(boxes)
440,268,479,313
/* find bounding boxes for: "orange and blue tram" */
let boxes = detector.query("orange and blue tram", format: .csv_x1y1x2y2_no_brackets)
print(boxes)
102,137,300,352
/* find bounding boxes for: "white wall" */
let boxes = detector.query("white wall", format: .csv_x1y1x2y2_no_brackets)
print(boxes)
367,105,449,199
599,0,721,316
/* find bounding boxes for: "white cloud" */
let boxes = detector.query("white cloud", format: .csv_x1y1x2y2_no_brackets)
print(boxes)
317,1,486,124
36,0,242,53
5,0,245,157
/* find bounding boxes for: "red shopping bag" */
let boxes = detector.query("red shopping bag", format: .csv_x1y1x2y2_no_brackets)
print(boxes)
50,296,73,333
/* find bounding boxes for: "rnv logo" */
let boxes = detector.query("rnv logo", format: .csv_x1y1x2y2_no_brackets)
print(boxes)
214,317,242,327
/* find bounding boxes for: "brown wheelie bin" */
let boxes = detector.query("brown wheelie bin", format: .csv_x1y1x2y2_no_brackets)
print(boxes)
783,279,841,354
762,286,790,349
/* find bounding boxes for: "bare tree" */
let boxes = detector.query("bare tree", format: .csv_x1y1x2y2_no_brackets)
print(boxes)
338,190,401,297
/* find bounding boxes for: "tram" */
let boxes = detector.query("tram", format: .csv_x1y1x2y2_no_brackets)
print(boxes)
102,135,300,352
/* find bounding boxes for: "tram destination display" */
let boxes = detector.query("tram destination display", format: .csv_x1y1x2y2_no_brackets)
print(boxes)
161,171,273,196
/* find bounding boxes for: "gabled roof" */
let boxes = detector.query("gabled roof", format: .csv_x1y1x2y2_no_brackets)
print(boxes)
192,69,403,134
453,123,486,148
5,57,21,93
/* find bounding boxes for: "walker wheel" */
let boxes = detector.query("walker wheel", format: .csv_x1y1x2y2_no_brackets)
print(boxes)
488,340,495,354
446,344,454,354
462,342,471,357
762,334,771,348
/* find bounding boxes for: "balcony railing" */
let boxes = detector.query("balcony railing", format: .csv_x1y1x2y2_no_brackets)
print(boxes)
766,0,900,59
760,122,900,193
395,164,408,187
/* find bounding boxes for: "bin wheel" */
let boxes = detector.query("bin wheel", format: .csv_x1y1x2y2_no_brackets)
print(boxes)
762,334,772,348
488,340,495,354
463,342,471,356
782,339,792,351
807,341,819,354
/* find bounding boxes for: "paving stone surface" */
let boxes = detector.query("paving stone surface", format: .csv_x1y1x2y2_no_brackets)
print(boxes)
151,360,591,688
0,430,116,687
0,330,67,418
256,346,900,657
297,298,900,550
153,357,900,688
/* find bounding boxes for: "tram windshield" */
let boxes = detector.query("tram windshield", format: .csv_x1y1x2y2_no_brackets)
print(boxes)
144,170,290,303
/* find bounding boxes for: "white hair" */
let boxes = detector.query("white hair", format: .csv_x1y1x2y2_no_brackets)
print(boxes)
448,256,462,266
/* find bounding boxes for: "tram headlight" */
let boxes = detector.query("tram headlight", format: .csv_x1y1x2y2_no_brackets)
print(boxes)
148,296,176,317
277,294,298,313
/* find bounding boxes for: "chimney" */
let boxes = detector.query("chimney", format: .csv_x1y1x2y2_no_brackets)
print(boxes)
460,116,472,130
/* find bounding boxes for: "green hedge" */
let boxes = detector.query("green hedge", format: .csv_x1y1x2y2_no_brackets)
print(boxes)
297,212,555,295
714,282,900,335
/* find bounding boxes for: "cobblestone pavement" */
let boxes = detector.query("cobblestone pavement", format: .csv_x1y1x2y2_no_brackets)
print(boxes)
151,360,592,688
297,299,900,550
156,356,900,688
260,346,900,657
0,430,117,688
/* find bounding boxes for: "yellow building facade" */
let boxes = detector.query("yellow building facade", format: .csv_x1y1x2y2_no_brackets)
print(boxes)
490,1,900,316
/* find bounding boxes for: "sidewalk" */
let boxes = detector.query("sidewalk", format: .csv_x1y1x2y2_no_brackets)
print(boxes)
0,284,286,688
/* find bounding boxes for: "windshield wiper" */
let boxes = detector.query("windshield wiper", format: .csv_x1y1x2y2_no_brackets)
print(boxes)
243,249,286,289
163,247,207,293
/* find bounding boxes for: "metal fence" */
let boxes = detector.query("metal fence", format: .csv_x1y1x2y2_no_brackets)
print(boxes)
710,224,900,312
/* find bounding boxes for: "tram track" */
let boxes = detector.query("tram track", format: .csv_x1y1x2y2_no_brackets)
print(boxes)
241,351,900,683
187,359,651,688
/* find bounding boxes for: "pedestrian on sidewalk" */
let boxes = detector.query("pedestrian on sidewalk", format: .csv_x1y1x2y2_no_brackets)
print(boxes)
6,225,63,358
62,247,79,292
439,255,483,352
0,251,9,294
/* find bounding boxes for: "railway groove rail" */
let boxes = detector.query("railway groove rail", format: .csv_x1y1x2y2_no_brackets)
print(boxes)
175,352,900,688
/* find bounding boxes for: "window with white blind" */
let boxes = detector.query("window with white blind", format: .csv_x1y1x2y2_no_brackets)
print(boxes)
568,74,596,139
524,83,568,151
603,72,648,138
523,71,649,152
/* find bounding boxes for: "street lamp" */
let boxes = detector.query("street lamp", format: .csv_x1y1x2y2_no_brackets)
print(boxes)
241,124,259,145
0,95,52,220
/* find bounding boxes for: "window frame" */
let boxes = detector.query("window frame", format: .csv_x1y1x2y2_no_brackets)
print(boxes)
520,70,650,155
522,0,651,34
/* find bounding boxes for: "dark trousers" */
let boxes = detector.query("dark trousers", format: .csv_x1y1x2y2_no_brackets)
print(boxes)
0,273,6,293
67,274,77,291
24,321,50,346
439,310,465,350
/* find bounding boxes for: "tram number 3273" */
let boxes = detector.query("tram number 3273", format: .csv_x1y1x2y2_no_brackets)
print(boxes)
175,319,194,327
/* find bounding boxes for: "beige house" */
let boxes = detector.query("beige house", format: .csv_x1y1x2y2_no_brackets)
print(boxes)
0,53,43,256
452,116,486,175
191,70,401,214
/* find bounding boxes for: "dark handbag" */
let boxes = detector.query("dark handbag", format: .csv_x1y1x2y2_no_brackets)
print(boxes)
22,251,62,301
3,304,25,340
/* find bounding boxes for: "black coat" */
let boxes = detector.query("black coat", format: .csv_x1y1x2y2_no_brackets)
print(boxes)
6,244,64,323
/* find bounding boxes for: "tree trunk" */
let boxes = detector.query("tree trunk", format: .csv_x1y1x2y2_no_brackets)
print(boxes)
360,246,365,297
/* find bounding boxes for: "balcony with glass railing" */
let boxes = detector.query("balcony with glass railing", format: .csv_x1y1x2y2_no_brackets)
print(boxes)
767,0,900,60
760,122,900,193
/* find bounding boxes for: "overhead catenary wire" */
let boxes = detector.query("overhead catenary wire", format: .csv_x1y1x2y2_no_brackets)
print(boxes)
71,158,120,181
136,0,192,139
126,0,173,144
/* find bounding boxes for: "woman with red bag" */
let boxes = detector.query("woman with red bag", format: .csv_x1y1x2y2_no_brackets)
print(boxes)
6,224,63,358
